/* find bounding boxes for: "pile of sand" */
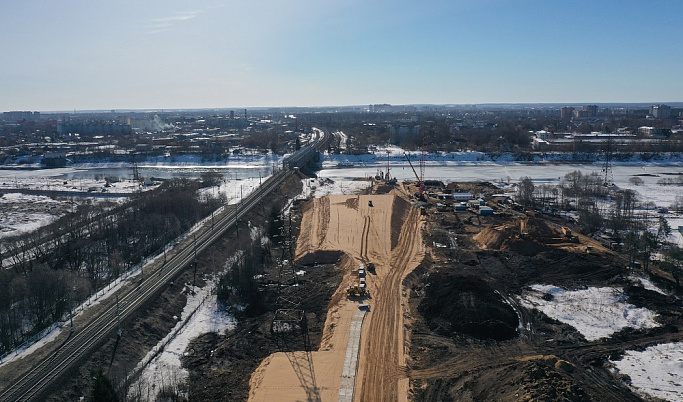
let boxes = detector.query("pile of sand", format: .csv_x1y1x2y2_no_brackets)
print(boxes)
473,217,559,255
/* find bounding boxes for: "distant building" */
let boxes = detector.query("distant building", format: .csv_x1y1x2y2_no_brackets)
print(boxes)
560,107,574,119
582,105,598,117
41,151,68,168
388,123,419,143
3,111,40,121
57,121,132,136
638,126,670,137
570,105,598,119
573,109,592,118
650,104,671,119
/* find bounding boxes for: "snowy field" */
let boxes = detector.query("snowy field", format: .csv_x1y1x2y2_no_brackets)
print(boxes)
3,149,681,243
319,152,683,245
611,342,683,401
0,171,265,239
518,284,660,341
0,193,63,237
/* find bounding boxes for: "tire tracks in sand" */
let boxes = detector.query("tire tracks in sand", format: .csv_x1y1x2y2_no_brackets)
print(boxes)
357,204,424,402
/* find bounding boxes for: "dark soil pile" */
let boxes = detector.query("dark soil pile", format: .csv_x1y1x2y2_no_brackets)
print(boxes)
411,355,591,402
391,195,411,249
473,216,561,255
296,250,344,266
419,273,518,341
408,192,683,402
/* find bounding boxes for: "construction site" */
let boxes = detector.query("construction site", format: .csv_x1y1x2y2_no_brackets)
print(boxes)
178,147,683,401
4,157,682,401
233,171,683,400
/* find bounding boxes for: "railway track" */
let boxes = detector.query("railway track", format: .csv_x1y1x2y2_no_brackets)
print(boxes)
1,130,331,401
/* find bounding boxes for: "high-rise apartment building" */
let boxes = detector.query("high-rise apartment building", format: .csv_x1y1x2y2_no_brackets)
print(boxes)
560,107,575,119
650,104,671,119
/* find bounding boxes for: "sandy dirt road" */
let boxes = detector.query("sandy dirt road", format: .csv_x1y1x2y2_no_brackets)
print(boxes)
248,193,424,401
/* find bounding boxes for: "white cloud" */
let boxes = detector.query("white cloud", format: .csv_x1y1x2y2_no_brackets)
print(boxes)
147,10,201,34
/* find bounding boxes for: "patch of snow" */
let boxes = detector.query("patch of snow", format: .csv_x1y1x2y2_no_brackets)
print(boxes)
128,284,235,400
629,275,668,295
519,284,660,341
611,342,683,401
0,322,62,366
298,177,371,199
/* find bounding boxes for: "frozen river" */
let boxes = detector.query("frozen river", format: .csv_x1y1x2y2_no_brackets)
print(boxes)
319,161,683,186
1,156,681,243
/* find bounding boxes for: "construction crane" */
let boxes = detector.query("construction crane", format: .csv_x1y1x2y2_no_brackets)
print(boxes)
404,153,425,199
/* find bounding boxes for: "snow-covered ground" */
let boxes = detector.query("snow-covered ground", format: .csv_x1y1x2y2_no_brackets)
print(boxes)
319,153,683,245
298,177,372,199
0,168,150,239
518,284,660,341
4,150,681,243
128,284,235,400
0,174,264,240
611,342,683,401
629,274,669,296
198,177,263,205
0,193,63,237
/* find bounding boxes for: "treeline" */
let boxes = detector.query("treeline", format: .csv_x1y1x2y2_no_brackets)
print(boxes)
0,179,225,356
516,170,683,283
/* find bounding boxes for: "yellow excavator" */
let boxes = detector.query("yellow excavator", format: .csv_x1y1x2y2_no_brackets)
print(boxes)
346,285,367,297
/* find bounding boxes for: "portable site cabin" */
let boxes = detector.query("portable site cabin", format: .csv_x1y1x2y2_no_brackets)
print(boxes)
452,192,474,201
479,206,494,215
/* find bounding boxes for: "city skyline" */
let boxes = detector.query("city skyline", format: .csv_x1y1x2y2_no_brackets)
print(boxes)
2,0,683,111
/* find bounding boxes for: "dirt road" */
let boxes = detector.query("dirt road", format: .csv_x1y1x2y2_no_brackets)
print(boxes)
248,193,424,401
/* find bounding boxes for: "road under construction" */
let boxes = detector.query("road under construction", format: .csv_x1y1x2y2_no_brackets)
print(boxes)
248,191,425,401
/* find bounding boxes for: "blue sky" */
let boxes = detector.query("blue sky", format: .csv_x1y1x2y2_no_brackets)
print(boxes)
1,0,682,111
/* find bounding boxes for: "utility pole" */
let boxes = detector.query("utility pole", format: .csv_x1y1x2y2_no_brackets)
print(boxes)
193,234,198,288
602,138,614,186
69,292,74,334
116,295,122,338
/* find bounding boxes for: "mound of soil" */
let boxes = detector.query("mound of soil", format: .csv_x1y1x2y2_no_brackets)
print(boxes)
473,217,561,255
419,274,518,341
296,250,344,266
412,356,591,402
391,196,411,249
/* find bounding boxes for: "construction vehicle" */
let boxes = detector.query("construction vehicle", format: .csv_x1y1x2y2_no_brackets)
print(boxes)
560,226,580,243
404,153,425,200
366,262,376,274
346,285,367,297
